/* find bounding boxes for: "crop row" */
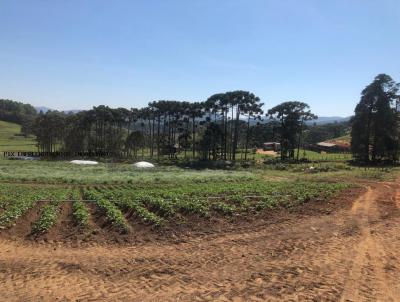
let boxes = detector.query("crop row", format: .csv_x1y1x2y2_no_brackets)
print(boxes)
0,181,349,234
31,189,73,234
115,180,328,202
92,187,164,226
71,188,89,227
0,184,64,227
96,187,209,219
95,181,349,216
83,189,130,233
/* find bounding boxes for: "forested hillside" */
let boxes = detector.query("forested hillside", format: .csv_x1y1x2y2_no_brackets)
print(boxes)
0,99,37,124
0,121,37,152
0,99,37,137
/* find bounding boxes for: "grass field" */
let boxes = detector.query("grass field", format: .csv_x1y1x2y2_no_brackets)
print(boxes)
256,149,353,162
0,157,256,184
0,121,37,152
0,155,392,184
295,149,352,161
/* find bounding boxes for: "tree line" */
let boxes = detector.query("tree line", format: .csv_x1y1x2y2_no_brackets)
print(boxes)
4,75,398,164
0,99,37,133
4,90,325,161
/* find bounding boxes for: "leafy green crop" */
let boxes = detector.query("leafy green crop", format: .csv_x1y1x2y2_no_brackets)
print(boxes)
0,175,350,233
72,200,89,227
70,188,89,227
32,203,59,234
30,188,73,234
0,185,49,227
84,189,130,233
211,202,236,215
95,188,164,226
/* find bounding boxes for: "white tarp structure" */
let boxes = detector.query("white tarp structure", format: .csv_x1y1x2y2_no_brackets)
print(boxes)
133,161,155,168
70,160,98,165
316,142,336,148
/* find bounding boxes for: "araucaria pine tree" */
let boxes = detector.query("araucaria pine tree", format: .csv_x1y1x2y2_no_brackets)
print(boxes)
351,74,400,162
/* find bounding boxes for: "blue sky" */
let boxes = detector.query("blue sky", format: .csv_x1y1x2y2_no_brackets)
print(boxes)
1,0,399,116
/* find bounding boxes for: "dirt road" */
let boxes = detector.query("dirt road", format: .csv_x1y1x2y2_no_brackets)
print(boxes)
1,182,400,301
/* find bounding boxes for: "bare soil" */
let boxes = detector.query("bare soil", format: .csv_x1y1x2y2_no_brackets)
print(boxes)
1,182,400,301
256,149,278,156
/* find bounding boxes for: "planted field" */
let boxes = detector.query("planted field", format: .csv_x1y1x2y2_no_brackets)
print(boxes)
0,158,393,243
0,178,349,242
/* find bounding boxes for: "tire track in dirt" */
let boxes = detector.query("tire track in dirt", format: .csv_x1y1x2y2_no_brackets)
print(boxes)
340,184,400,302
396,188,400,209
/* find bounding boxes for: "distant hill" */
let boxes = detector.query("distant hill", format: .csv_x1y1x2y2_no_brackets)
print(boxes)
306,116,351,125
64,109,82,114
253,116,351,125
34,106,82,114
34,106,51,113
33,105,351,125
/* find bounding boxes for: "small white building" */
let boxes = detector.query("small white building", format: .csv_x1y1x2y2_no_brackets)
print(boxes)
263,142,281,151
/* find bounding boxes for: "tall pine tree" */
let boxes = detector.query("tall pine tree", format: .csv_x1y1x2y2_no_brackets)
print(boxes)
351,74,399,162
